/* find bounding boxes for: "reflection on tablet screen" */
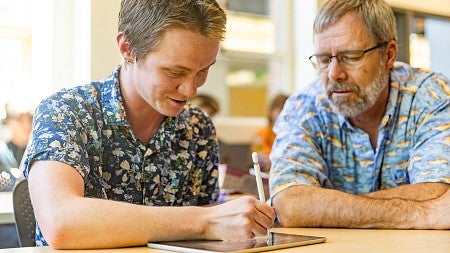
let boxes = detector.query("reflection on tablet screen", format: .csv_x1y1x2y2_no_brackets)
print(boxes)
148,232,326,253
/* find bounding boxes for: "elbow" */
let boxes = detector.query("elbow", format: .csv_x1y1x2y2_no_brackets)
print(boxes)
38,216,78,249
42,224,74,249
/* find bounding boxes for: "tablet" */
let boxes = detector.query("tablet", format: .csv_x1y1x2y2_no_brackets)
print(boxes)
147,232,326,253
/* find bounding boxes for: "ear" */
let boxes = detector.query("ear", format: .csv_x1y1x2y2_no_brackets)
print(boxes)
117,32,133,63
385,39,397,69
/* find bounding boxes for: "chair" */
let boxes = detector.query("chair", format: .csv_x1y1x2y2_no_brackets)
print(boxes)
12,179,36,247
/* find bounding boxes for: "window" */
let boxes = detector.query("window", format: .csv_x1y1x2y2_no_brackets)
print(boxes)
0,0,32,119
202,0,292,117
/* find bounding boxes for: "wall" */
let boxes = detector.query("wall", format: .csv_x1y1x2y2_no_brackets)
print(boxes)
386,0,450,17
91,0,122,81
318,0,450,16
293,0,318,91
426,18,450,77
31,0,80,99
31,0,121,94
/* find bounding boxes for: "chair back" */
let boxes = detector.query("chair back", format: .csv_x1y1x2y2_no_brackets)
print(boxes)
12,179,36,247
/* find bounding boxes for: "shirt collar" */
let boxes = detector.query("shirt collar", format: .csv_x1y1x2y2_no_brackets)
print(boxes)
101,65,128,126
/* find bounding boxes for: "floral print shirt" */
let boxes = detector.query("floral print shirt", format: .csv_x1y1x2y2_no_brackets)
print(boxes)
23,66,220,246
270,62,450,197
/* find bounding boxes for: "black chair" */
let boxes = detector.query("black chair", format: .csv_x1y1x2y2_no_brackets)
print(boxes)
12,179,36,247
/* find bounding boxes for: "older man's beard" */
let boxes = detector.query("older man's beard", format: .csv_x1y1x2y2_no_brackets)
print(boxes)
326,61,389,118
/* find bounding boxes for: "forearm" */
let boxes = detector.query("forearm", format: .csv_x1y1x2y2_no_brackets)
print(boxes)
273,185,446,229
29,161,275,249
363,182,449,201
29,162,207,249
35,193,208,249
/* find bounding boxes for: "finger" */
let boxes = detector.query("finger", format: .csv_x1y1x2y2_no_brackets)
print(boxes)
253,211,273,230
249,207,273,232
252,219,269,237
254,202,276,223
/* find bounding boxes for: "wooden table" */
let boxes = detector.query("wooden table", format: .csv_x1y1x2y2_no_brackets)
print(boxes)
0,227,448,253
0,191,14,224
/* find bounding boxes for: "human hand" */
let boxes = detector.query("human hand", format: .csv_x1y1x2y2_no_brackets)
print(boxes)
204,196,275,240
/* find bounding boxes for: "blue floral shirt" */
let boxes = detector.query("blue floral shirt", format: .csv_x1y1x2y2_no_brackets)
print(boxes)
270,62,450,197
23,66,220,246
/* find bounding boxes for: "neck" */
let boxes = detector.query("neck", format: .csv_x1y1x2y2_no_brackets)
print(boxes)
349,85,389,149
119,67,165,144
126,106,165,144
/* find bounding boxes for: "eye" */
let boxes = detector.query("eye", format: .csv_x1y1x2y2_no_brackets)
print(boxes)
198,68,209,75
167,70,185,78
339,52,363,63
316,55,330,64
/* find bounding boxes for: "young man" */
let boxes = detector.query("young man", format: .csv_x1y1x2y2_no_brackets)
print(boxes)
24,0,274,249
270,0,450,229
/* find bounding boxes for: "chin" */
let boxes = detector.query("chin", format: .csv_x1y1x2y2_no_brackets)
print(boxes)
331,102,364,118
162,107,185,117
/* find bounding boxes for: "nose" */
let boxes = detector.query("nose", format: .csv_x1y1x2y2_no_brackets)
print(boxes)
327,58,347,82
178,78,198,98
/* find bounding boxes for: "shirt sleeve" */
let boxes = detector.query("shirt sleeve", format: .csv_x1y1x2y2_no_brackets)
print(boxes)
407,73,450,185
23,90,93,179
269,88,334,199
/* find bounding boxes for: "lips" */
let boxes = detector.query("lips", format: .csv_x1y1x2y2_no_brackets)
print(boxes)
333,89,357,96
171,98,187,107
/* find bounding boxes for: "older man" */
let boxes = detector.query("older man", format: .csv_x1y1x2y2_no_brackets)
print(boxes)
270,0,450,229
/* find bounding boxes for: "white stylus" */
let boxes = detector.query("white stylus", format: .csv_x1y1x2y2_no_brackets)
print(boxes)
252,152,266,202
252,152,272,243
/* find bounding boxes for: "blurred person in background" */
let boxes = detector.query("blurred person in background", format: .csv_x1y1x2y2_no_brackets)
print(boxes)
190,93,220,117
0,103,33,191
2,103,33,164
250,93,288,172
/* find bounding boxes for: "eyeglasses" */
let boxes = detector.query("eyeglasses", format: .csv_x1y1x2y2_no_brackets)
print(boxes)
308,42,388,71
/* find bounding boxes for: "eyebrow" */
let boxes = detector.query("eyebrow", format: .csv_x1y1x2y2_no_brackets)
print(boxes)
166,60,217,72
315,50,357,57
316,44,374,55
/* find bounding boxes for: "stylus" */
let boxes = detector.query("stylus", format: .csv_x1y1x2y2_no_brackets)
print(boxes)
251,152,272,244
251,152,266,202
